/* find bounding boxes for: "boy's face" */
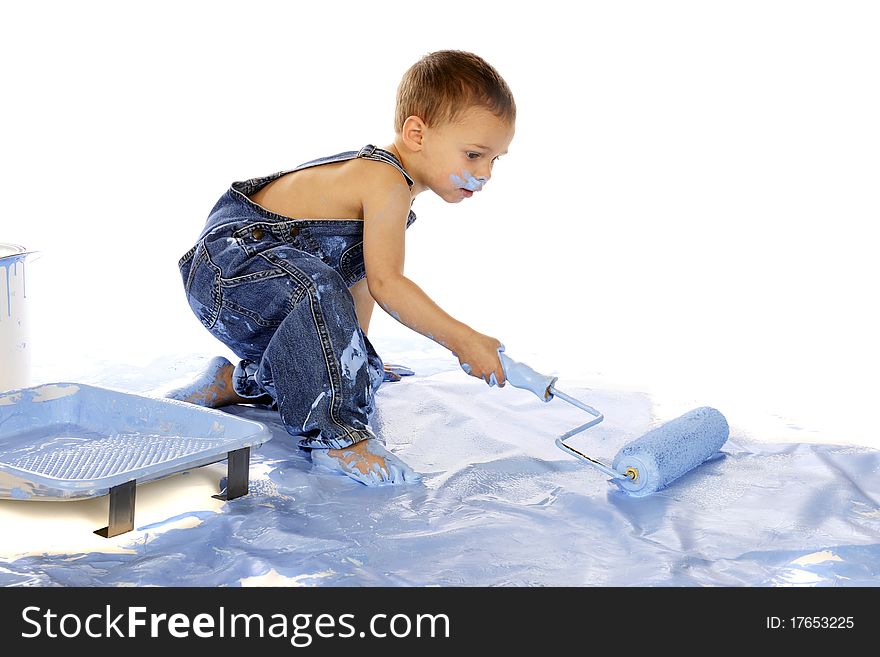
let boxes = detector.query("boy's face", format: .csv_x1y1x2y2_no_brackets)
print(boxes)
419,106,515,203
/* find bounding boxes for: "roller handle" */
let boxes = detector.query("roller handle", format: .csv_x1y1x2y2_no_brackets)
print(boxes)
498,352,558,402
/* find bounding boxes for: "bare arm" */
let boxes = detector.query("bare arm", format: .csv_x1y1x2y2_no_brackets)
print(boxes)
361,168,505,385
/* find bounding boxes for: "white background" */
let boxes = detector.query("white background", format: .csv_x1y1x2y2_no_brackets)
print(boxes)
2,1,878,445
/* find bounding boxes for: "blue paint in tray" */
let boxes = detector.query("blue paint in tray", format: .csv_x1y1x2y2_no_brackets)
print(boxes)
0,383,271,500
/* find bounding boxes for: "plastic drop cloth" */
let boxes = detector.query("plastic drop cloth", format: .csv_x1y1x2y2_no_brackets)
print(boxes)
1,344,878,587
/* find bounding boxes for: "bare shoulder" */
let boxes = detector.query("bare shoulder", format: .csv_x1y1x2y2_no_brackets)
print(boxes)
249,156,409,221
347,158,412,214
344,158,409,195
360,162,412,288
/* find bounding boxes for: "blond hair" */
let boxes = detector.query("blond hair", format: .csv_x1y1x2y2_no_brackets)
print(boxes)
394,50,516,132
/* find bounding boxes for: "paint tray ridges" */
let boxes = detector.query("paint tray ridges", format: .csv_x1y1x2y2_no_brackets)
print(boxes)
5,432,230,481
0,382,272,498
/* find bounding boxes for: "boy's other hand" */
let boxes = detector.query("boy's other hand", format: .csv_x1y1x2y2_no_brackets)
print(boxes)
454,332,506,387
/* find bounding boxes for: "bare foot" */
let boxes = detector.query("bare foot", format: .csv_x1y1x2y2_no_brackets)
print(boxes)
311,438,421,486
383,362,415,382
165,356,250,408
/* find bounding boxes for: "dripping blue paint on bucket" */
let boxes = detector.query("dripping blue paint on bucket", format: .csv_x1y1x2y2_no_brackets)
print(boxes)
0,244,36,392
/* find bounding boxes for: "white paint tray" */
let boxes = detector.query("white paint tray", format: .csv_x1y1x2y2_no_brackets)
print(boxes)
0,382,272,536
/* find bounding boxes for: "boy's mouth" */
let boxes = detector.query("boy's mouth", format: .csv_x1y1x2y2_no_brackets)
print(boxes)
461,188,474,198
451,172,484,195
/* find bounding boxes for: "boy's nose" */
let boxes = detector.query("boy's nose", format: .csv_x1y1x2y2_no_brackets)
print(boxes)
473,171,490,188
456,171,489,191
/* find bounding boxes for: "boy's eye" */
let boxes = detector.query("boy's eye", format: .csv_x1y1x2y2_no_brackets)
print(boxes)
466,152,502,163
466,151,502,164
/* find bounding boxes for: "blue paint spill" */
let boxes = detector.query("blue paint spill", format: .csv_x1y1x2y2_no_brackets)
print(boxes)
137,510,217,532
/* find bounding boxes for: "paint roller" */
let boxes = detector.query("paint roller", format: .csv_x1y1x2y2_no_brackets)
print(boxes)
496,352,728,496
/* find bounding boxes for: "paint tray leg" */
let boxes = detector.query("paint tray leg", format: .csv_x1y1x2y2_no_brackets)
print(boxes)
95,480,136,538
213,447,250,501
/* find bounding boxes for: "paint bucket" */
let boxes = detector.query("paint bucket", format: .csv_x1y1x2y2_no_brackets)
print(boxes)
0,243,34,392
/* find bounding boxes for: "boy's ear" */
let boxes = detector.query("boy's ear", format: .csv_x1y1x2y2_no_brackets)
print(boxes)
401,115,426,151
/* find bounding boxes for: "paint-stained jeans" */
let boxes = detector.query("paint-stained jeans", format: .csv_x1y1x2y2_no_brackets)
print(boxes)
177,148,416,449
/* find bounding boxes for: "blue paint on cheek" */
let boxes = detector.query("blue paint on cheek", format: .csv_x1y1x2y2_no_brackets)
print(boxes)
450,171,486,191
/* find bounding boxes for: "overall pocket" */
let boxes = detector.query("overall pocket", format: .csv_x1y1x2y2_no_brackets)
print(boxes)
339,240,365,286
220,266,302,329
183,242,223,330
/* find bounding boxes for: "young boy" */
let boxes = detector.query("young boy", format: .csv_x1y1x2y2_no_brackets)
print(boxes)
173,50,516,486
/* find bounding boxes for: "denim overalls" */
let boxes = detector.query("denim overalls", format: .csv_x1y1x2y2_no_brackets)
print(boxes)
178,145,416,449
